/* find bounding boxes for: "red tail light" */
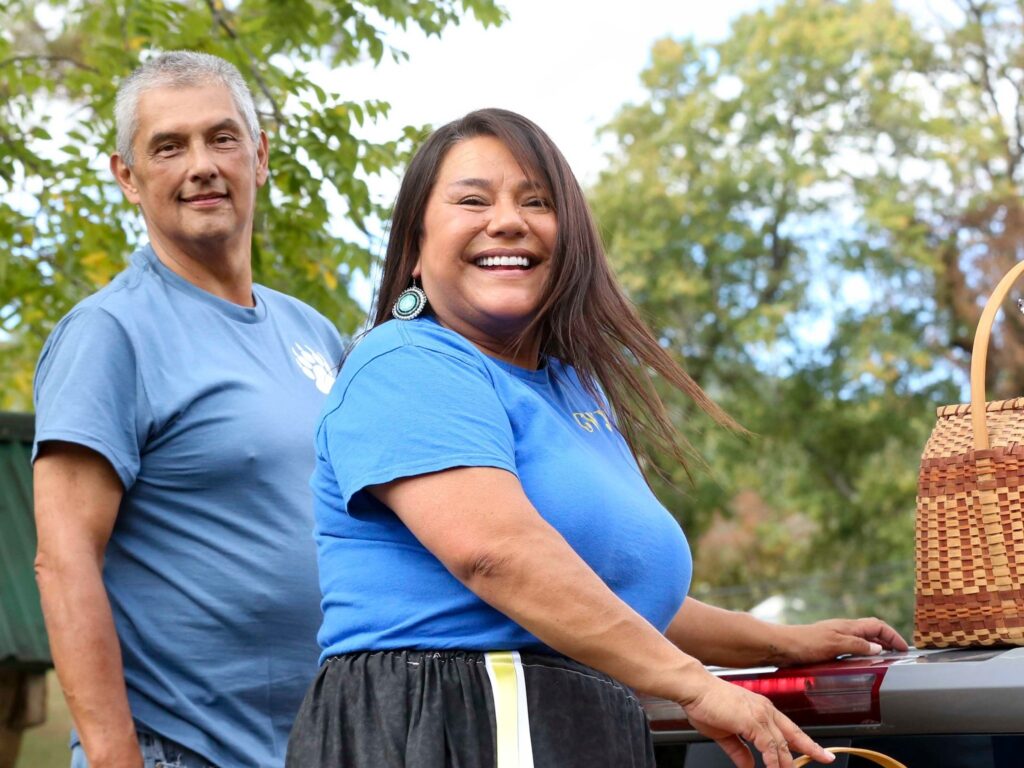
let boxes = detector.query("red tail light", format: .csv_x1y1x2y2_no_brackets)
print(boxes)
644,665,887,731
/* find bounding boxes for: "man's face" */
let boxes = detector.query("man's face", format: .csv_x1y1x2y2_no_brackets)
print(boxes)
112,83,268,257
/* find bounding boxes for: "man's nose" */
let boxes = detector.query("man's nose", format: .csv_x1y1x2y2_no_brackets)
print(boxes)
186,142,219,180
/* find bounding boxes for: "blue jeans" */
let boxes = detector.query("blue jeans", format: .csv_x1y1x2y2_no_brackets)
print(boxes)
70,730,217,768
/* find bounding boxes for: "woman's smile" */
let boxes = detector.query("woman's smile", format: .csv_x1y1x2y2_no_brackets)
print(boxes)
472,248,537,270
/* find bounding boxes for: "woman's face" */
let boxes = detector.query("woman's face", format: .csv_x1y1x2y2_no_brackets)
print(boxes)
413,135,557,367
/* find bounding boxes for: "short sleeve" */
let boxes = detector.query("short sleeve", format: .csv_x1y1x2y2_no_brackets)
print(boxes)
33,308,149,489
319,344,516,508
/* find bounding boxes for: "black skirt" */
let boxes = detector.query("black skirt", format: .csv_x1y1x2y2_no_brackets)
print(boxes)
286,650,656,768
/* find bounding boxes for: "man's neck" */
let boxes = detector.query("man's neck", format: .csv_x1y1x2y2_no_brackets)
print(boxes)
149,236,255,307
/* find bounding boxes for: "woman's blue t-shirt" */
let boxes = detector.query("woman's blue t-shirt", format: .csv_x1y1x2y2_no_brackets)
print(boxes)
312,318,691,660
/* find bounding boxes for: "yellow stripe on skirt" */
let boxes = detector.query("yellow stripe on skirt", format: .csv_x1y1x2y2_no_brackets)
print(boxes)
485,651,535,768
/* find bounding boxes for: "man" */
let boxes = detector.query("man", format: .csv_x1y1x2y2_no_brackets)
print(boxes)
32,51,344,768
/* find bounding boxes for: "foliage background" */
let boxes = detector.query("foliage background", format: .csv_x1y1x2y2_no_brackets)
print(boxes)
6,0,1024,764
590,0,1024,632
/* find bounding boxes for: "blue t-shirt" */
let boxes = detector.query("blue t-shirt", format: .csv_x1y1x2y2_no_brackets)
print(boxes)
33,245,344,768
312,317,691,660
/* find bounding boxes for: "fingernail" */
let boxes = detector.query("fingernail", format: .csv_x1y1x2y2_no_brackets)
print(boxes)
824,751,836,762
868,642,882,654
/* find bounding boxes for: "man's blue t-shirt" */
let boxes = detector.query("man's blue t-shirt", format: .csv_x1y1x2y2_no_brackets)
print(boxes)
312,317,692,659
33,245,344,768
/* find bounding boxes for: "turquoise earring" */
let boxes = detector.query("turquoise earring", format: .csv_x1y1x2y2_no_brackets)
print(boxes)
392,279,427,320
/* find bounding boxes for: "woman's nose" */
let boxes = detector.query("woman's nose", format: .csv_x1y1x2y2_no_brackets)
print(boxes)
486,198,528,238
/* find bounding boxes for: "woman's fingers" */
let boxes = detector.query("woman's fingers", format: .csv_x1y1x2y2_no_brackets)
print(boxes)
746,713,794,767
685,677,835,767
775,710,835,765
782,617,909,665
872,620,910,651
713,734,755,768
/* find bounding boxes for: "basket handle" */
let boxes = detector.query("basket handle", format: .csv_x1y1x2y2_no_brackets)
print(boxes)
970,260,1024,450
793,746,907,767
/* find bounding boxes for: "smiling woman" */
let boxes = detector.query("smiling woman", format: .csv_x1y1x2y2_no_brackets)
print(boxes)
286,108,906,768
413,134,557,367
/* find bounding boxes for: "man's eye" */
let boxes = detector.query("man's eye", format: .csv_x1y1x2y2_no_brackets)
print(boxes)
214,134,238,145
156,144,179,155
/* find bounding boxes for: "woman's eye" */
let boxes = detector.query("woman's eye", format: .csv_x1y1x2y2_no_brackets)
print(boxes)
458,196,487,206
523,197,551,209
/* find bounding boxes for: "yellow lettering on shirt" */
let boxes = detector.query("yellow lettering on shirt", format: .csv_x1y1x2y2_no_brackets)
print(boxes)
573,410,613,433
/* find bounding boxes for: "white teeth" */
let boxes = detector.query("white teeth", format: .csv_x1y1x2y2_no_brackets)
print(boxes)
475,255,530,268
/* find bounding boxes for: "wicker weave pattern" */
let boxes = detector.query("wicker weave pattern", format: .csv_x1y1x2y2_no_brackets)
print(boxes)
914,400,1024,648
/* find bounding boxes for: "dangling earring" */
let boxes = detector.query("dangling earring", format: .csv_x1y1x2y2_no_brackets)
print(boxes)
392,278,427,320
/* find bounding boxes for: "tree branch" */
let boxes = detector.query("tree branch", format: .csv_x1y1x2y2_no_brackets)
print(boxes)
0,127,49,175
963,0,1020,176
1009,72,1024,175
0,55,99,73
204,0,288,129
939,238,978,363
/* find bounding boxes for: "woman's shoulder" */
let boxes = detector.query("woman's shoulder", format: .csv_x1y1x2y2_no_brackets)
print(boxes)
319,318,504,422
340,317,489,380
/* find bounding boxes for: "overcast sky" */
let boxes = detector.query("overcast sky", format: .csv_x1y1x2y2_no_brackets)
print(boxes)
339,0,776,193
336,0,957,194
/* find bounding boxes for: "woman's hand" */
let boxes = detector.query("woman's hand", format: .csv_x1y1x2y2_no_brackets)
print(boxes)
666,600,909,669
775,618,909,666
681,672,835,768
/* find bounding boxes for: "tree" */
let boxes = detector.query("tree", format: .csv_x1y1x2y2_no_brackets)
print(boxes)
590,0,1024,633
0,0,505,410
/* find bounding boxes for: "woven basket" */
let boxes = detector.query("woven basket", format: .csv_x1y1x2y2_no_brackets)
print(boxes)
914,260,1024,648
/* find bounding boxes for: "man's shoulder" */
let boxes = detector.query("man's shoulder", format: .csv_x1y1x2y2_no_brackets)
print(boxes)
67,247,159,319
51,268,150,340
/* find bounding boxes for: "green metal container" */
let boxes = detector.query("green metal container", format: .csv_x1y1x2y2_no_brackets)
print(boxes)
0,413,49,670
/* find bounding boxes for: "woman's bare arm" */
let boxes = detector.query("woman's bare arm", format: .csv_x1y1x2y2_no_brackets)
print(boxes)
665,598,907,669
370,466,836,768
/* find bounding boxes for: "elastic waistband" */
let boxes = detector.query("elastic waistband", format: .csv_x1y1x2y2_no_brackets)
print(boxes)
324,648,593,673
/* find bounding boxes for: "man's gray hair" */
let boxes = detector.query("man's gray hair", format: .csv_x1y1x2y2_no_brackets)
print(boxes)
115,50,260,166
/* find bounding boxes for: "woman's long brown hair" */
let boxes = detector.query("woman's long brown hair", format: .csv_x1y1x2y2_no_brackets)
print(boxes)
373,108,741,477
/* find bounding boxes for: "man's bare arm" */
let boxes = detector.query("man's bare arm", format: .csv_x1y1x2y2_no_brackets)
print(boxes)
34,442,142,768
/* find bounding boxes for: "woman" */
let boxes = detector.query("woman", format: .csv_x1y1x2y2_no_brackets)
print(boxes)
288,109,906,768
